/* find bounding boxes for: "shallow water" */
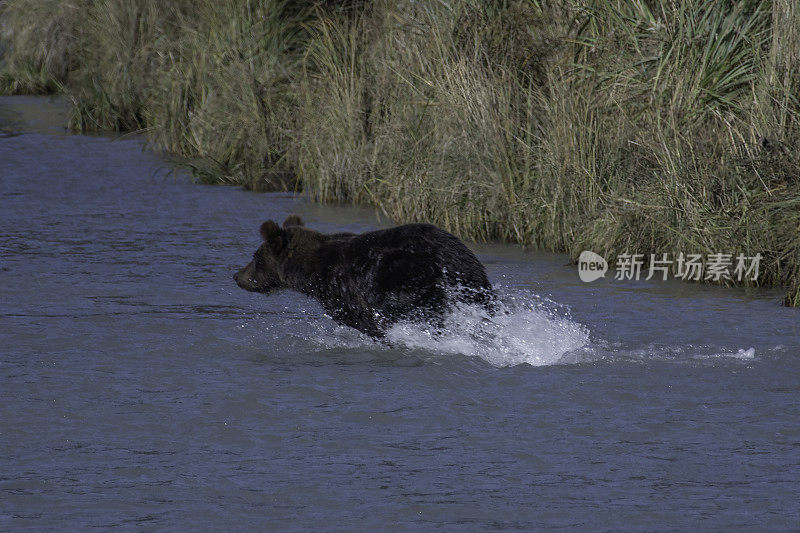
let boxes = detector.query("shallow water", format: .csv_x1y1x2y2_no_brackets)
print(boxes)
1,96,799,530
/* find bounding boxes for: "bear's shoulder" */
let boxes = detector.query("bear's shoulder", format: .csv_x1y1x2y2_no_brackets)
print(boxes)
346,223,449,246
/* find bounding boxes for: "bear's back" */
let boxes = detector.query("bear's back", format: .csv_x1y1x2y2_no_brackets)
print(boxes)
313,224,493,334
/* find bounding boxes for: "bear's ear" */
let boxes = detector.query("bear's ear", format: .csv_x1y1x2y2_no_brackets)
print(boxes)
283,214,304,228
260,220,288,253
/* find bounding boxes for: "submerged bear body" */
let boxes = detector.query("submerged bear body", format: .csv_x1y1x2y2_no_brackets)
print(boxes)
234,216,494,337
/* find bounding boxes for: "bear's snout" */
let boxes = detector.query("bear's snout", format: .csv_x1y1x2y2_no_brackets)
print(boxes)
233,269,251,289
234,261,281,293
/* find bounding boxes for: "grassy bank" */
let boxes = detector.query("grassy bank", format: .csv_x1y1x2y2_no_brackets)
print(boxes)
2,0,799,303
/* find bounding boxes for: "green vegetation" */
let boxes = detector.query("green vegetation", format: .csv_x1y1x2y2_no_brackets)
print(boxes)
2,0,799,303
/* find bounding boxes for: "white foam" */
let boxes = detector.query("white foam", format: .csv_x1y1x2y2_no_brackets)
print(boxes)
694,347,756,360
382,292,591,367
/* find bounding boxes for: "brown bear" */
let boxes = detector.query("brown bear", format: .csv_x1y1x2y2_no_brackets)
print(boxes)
234,215,494,337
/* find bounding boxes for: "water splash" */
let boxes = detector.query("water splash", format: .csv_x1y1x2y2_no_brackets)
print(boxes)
385,292,589,367
303,288,582,367
247,291,764,368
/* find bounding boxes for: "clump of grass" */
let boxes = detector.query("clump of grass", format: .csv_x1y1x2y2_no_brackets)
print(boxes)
298,1,564,241
138,0,310,189
564,0,800,291
0,0,82,94
9,0,314,189
1,0,799,304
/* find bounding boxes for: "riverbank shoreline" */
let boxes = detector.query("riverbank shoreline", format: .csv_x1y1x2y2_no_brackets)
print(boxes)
2,0,798,304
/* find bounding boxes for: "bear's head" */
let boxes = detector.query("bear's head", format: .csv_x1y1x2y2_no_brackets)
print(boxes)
234,215,304,294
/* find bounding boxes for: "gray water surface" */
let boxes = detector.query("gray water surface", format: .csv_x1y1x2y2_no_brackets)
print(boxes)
1,97,799,530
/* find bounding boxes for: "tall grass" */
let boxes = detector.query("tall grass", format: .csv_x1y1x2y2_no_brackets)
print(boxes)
0,0,83,93
1,0,799,303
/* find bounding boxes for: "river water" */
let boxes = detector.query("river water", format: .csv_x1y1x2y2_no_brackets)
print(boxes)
1,97,798,530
